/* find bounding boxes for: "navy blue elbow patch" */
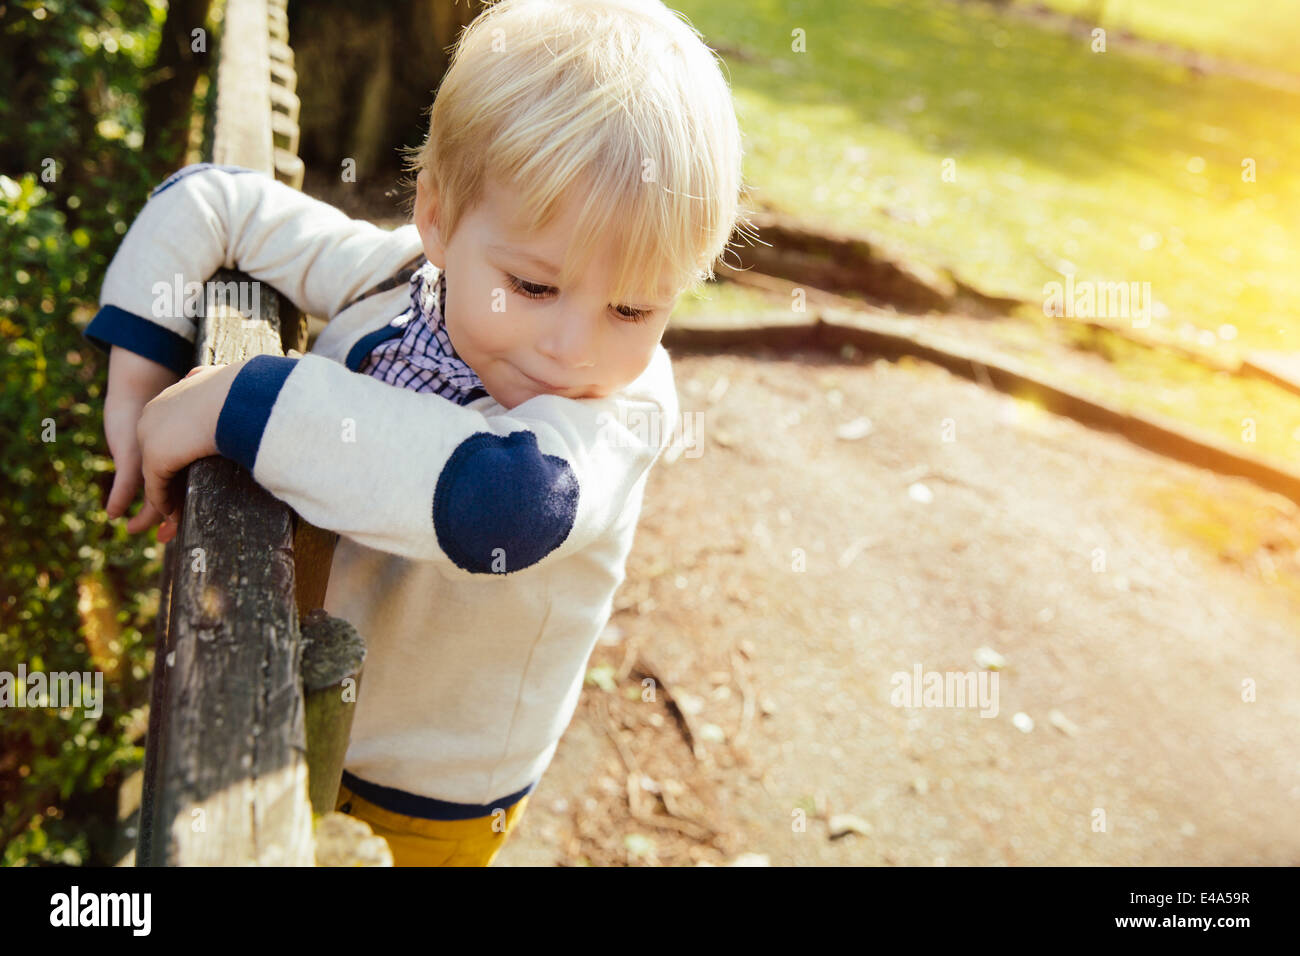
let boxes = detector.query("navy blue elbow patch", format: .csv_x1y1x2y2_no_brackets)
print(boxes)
433,431,579,574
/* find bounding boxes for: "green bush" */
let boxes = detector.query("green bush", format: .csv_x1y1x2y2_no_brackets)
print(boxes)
1,0,171,866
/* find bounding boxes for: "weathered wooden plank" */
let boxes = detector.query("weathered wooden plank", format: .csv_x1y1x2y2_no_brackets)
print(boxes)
139,274,315,866
212,0,273,173
134,0,380,867
136,521,182,866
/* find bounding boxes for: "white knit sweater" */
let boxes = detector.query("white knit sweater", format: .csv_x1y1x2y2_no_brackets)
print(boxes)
85,164,679,813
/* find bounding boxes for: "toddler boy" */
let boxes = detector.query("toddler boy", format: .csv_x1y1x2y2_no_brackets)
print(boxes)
86,0,745,865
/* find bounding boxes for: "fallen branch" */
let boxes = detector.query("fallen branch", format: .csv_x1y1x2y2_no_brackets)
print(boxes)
730,646,756,757
594,696,715,841
632,650,704,762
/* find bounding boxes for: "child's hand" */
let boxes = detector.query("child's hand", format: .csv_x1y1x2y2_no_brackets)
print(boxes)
106,393,182,542
104,347,183,540
135,361,245,543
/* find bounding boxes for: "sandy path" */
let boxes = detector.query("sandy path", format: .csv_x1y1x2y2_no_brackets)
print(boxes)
496,345,1300,866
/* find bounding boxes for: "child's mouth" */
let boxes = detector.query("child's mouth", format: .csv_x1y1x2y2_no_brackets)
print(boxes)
518,366,571,393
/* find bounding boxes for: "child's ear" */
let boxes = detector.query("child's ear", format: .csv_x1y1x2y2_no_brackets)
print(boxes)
415,169,447,269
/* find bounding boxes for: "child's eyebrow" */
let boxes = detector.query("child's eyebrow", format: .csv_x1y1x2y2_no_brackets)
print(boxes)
489,243,560,277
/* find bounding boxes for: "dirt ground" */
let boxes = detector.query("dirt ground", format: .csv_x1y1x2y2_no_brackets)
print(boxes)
494,344,1300,866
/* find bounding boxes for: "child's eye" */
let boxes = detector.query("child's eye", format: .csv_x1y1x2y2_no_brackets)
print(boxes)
505,272,652,324
504,273,554,299
614,304,652,324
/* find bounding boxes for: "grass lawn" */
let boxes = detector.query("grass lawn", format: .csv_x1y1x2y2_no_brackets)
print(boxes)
671,0,1298,350
667,0,1300,466
1016,0,1300,76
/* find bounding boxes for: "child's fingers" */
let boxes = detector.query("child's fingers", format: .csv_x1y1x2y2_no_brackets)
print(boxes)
141,463,176,530
137,434,180,530
184,363,227,380
125,498,166,535
106,454,142,520
157,515,179,544
103,403,147,520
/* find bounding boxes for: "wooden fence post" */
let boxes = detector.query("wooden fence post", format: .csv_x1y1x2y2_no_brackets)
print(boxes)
140,272,314,866
134,0,373,866
301,610,366,816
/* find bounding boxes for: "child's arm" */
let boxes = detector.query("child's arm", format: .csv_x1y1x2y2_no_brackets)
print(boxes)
87,163,418,535
83,163,420,379
147,347,681,575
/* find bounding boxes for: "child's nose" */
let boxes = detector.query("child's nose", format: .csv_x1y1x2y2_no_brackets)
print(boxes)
537,312,599,371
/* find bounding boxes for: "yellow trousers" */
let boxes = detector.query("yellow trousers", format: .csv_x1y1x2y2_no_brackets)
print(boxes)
335,781,530,867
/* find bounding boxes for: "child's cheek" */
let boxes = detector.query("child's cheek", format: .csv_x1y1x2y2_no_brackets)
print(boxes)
468,306,528,352
448,284,513,353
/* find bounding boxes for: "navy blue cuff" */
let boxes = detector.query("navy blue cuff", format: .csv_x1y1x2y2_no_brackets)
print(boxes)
340,770,536,821
214,355,299,472
83,305,194,379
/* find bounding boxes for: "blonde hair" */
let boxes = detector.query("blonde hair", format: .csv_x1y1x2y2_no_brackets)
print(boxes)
399,0,753,306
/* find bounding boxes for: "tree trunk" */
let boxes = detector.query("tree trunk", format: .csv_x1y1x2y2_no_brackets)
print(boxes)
143,0,214,178
289,0,486,183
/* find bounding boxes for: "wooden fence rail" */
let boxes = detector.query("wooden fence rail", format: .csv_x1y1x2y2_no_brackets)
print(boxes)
135,0,373,866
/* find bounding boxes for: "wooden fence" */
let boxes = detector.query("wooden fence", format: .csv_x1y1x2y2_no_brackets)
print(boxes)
135,0,374,866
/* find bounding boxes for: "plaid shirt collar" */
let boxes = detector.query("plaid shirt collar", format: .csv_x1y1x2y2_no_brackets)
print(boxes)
358,260,488,404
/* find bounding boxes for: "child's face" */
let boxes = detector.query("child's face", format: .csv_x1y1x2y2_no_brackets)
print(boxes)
415,169,679,410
